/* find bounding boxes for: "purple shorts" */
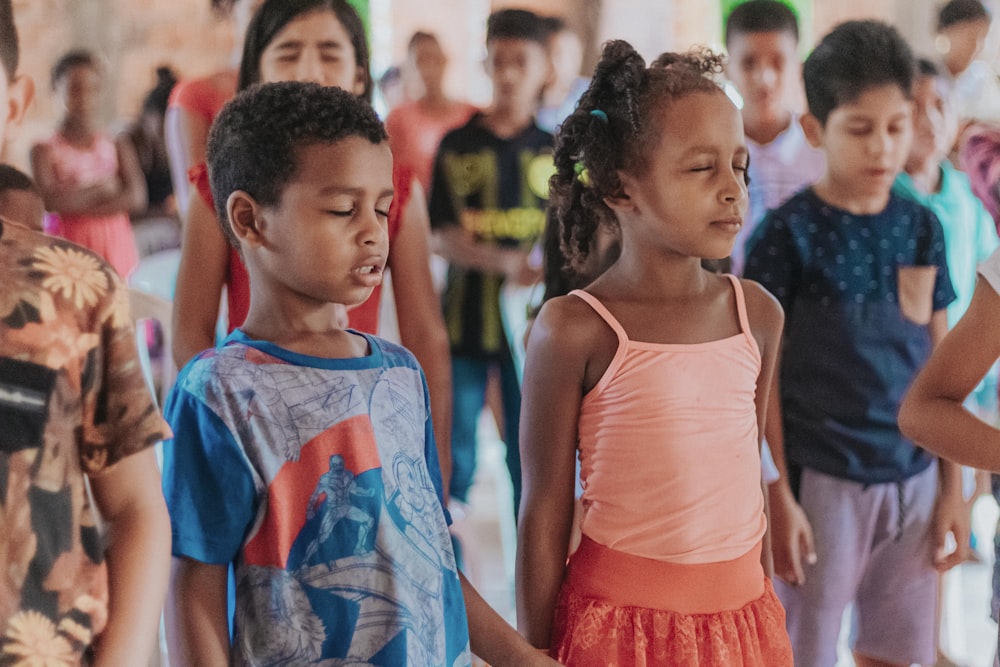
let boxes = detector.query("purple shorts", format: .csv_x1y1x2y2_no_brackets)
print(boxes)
776,464,939,667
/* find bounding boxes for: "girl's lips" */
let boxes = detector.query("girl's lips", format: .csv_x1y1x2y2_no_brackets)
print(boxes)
712,218,743,233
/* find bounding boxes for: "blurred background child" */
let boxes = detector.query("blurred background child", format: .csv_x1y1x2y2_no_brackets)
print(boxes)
30,49,147,277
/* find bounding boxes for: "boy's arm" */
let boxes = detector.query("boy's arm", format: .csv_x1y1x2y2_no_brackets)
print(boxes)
924,308,973,571
434,225,538,284
164,558,230,667
461,573,560,666
87,448,171,667
425,141,539,284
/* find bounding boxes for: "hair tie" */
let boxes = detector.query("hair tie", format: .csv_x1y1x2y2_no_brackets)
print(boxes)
590,109,609,124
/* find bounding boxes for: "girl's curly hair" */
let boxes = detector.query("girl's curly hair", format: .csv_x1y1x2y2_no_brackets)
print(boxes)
549,40,725,270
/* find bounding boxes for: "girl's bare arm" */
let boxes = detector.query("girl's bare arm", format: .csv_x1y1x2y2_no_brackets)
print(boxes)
515,297,591,649
900,277,1000,471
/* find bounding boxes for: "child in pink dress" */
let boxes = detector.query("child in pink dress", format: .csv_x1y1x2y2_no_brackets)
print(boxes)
31,50,146,278
516,41,792,666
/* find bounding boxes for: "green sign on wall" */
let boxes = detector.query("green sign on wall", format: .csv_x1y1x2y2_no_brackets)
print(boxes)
347,0,370,42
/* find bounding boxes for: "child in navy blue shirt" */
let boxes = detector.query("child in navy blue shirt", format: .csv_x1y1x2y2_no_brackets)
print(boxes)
745,21,965,667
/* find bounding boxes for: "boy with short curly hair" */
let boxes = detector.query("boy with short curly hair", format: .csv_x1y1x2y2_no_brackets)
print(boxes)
162,80,557,666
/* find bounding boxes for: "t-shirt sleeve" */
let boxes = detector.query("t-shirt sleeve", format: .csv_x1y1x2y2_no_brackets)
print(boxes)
83,272,171,475
979,246,1000,296
427,140,457,231
161,381,258,564
918,208,957,311
743,212,801,314
168,77,214,122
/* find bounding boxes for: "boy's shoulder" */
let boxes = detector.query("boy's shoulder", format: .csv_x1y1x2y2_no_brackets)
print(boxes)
177,333,424,391
439,113,553,152
760,187,818,225
438,111,486,148
767,188,936,224
0,218,123,320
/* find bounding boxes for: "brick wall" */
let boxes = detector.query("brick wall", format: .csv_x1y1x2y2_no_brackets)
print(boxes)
4,0,967,169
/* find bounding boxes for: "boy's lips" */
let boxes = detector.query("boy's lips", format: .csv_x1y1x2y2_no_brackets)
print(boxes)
867,167,894,179
351,257,386,286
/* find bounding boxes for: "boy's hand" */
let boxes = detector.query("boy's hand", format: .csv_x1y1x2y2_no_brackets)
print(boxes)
768,485,816,585
931,486,970,571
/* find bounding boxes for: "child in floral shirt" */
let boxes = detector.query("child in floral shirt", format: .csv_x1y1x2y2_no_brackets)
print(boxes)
0,1,172,663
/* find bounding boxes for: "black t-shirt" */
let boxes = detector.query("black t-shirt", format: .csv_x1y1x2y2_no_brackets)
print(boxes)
428,113,554,359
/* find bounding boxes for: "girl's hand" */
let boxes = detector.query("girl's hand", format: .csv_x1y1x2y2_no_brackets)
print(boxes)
931,484,970,572
768,485,816,585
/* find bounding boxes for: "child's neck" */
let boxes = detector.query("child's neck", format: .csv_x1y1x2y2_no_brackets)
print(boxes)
60,117,96,143
742,110,792,146
904,156,943,195
543,79,573,108
811,175,890,215
606,248,708,301
241,295,365,359
481,104,534,138
419,86,449,110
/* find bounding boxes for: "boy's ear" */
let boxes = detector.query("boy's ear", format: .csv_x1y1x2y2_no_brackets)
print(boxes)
3,74,34,143
227,190,265,247
800,113,824,149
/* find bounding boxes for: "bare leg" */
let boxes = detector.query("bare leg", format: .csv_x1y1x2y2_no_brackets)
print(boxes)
853,652,908,667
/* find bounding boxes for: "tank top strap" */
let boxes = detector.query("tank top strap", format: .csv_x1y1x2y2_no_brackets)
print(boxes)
569,289,631,400
725,274,758,352
569,289,629,347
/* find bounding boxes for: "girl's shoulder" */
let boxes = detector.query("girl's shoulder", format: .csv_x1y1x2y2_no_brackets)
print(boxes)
735,277,784,344
534,292,619,353
531,292,620,393
537,291,610,330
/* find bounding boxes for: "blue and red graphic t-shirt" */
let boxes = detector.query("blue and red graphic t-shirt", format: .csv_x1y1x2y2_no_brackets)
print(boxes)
162,330,471,666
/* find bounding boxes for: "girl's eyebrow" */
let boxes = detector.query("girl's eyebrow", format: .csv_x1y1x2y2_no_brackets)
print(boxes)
679,145,750,158
272,39,345,51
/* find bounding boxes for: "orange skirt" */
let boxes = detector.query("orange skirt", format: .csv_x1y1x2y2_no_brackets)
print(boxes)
550,537,793,666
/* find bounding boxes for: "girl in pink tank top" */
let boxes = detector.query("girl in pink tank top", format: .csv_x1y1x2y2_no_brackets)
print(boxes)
31,50,145,278
516,42,793,666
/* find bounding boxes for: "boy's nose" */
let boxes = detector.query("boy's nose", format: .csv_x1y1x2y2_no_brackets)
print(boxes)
358,210,385,246
754,66,778,89
868,130,892,156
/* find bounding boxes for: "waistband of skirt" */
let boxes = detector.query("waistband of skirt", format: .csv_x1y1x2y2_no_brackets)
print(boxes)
563,536,765,614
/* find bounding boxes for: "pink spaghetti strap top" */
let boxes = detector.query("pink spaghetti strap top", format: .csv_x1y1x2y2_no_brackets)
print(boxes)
572,274,767,565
